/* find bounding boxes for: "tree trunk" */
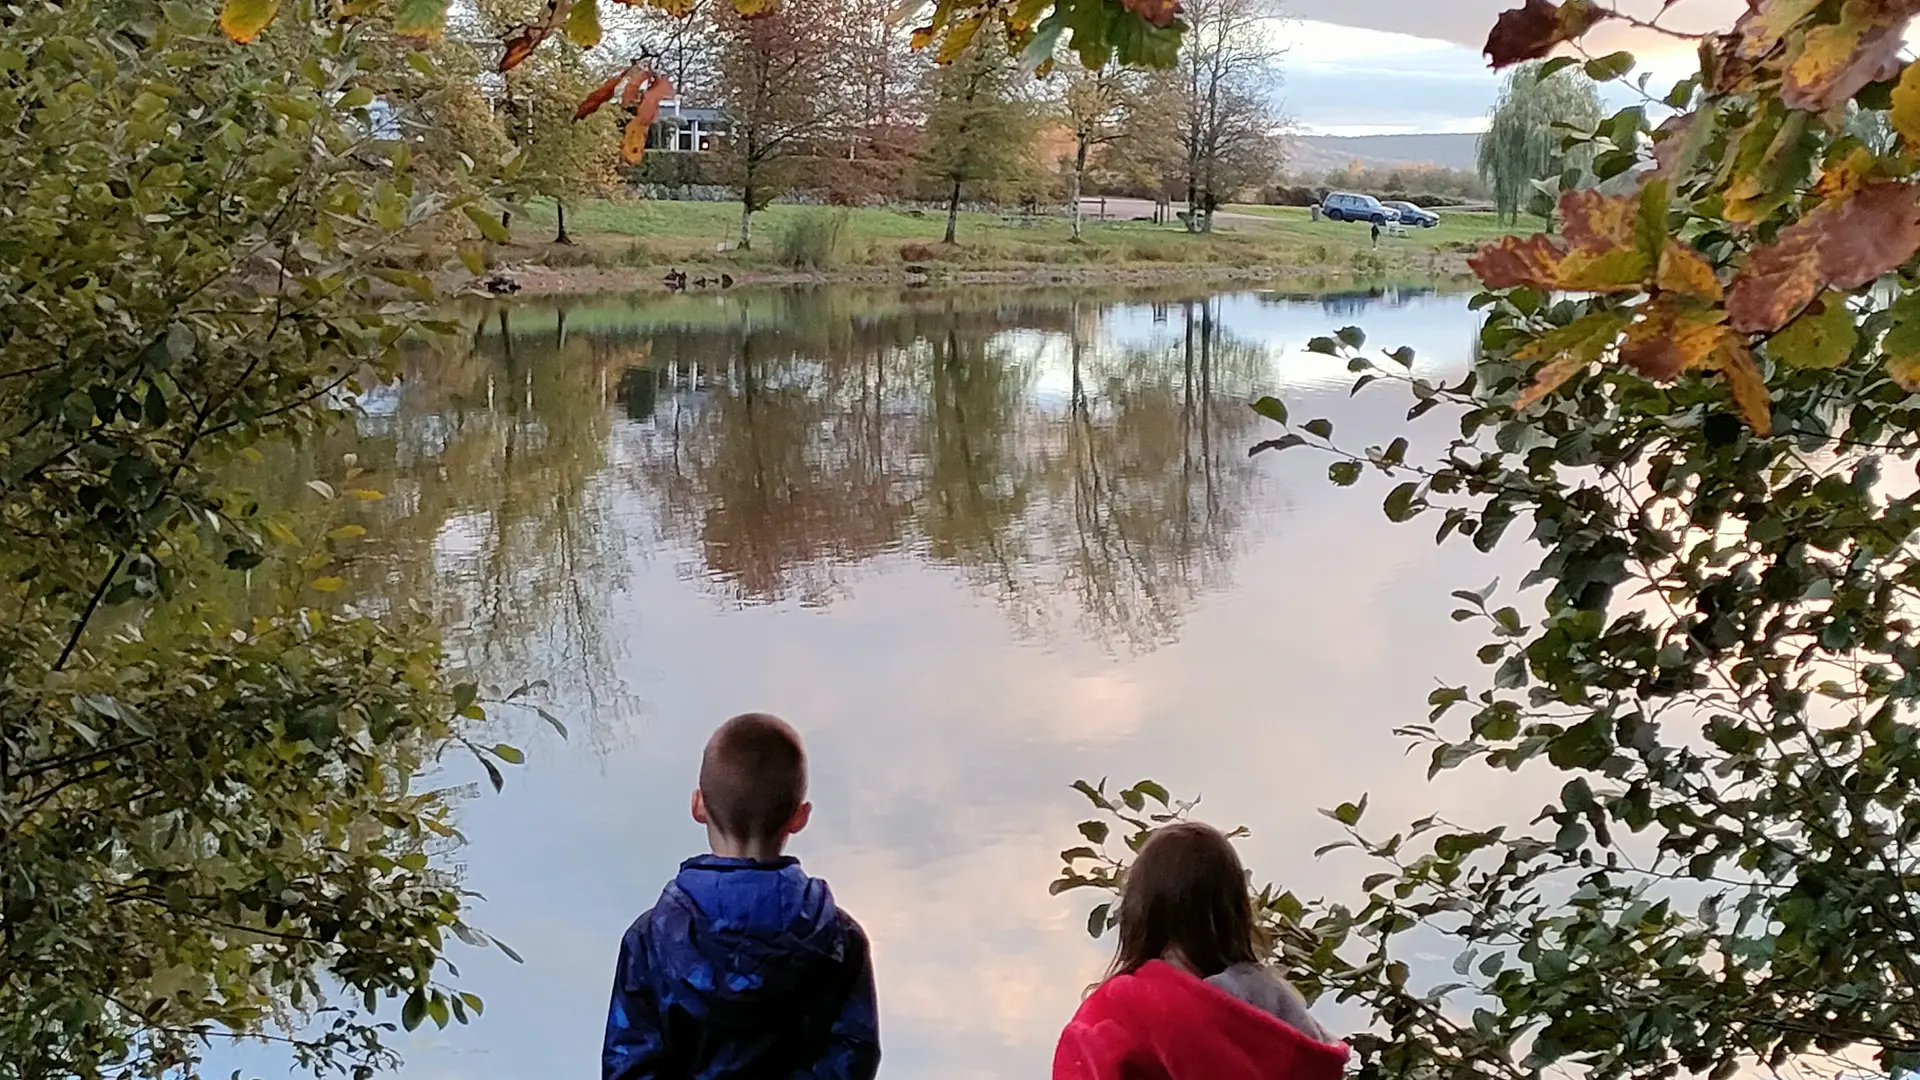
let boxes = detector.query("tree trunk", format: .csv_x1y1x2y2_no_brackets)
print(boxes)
554,200,572,245
944,179,961,244
1185,173,1201,234
1070,137,1088,243
500,208,512,236
738,189,753,251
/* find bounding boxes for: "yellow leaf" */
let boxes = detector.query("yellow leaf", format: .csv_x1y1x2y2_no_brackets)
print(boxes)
1514,354,1591,410
458,245,486,275
313,577,347,593
328,525,368,541
1656,241,1722,300
266,521,299,546
564,0,601,47
935,14,983,63
1895,62,1920,152
219,0,281,42
1888,351,1920,390
1619,298,1727,382
348,489,386,501
1706,338,1773,435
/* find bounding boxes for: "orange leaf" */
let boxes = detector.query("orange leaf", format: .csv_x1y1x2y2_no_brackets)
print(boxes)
733,0,778,15
1783,0,1907,111
1706,337,1773,435
910,25,934,49
1888,351,1920,390
1483,0,1609,69
1470,234,1572,290
1815,181,1920,289
575,72,624,121
1657,241,1723,301
499,0,569,72
1727,181,1920,333
1120,0,1182,28
622,77,675,165
1619,299,1728,382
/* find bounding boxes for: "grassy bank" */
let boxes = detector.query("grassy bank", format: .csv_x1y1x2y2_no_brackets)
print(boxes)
490,197,1545,294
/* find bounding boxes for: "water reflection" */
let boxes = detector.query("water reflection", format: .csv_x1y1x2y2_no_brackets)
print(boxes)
249,284,1515,1080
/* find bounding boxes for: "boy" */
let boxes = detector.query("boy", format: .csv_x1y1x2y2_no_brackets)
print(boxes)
602,713,880,1080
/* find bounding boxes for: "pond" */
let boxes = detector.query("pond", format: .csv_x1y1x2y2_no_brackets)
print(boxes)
267,283,1530,1078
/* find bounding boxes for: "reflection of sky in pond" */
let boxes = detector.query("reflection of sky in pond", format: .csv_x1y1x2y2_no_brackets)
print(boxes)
222,284,1548,1080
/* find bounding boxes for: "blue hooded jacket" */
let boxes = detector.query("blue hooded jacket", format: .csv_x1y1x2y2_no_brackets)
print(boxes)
602,855,880,1080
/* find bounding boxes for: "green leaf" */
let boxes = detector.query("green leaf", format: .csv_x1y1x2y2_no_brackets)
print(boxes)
1329,794,1368,825
337,86,374,110
1087,902,1111,938
395,0,448,37
563,0,601,47
401,990,427,1031
465,205,511,244
491,743,524,765
1584,50,1635,81
1329,460,1362,486
452,683,478,711
1078,820,1110,844
1303,418,1333,439
1383,481,1421,522
1131,779,1170,806
1336,325,1366,349
1306,336,1339,355
535,707,569,738
1250,396,1288,424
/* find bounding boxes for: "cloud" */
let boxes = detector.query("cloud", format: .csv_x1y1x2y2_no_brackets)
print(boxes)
1270,17,1701,135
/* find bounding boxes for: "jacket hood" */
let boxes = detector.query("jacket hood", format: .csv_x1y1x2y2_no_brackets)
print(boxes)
645,854,850,1025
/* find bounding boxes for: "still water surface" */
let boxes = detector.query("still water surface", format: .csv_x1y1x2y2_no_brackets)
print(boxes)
292,284,1528,1078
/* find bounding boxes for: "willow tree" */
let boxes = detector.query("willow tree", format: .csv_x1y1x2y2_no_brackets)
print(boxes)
1475,60,1601,222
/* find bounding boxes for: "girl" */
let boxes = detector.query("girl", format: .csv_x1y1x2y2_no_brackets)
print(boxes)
1053,822,1349,1080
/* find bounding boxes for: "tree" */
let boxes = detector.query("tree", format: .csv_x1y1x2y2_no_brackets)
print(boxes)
919,32,1036,244
0,1,528,1076
1474,61,1602,222
1061,7,1920,1080
713,0,842,248
1103,65,1187,217
481,9,623,245
1174,0,1284,232
1055,63,1132,241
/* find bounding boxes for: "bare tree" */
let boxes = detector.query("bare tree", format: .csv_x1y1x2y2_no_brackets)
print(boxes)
1176,0,1284,232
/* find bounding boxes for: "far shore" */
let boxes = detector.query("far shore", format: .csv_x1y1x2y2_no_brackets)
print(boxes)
458,198,1540,299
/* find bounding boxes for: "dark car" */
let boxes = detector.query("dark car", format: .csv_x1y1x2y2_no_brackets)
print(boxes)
1320,192,1399,224
1383,201,1440,228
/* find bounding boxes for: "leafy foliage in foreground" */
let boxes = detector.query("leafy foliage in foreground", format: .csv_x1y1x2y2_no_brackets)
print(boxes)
0,2,527,1076
1057,2,1920,1079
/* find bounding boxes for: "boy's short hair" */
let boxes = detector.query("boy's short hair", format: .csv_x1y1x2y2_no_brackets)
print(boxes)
699,713,808,843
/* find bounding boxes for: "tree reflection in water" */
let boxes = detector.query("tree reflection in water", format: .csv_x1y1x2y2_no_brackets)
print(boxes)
292,287,1285,746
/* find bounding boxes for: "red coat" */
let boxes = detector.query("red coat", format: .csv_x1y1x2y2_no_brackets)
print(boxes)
1054,961,1351,1080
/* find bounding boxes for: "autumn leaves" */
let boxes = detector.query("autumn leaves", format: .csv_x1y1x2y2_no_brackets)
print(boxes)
1472,0,1920,437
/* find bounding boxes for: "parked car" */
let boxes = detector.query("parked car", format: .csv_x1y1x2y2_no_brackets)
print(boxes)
1320,192,1399,224
1383,201,1441,228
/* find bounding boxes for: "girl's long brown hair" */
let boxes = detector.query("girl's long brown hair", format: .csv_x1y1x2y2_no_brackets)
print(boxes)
1105,821,1260,980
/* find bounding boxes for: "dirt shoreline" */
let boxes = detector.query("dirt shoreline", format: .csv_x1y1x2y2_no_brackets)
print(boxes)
487,255,1478,298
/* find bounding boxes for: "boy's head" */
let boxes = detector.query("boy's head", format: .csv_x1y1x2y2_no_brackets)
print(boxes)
692,713,811,857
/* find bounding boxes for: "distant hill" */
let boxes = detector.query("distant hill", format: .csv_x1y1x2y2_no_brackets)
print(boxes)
1288,133,1482,174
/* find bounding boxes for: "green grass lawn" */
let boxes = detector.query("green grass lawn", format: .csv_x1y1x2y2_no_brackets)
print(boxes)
501,197,1541,281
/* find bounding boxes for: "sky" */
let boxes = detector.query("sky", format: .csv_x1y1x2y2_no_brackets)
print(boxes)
1269,0,1738,136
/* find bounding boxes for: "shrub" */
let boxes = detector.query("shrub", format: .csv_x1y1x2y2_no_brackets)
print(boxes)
774,208,853,270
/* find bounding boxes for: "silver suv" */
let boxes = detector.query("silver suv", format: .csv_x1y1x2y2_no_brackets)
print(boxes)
1321,192,1399,224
